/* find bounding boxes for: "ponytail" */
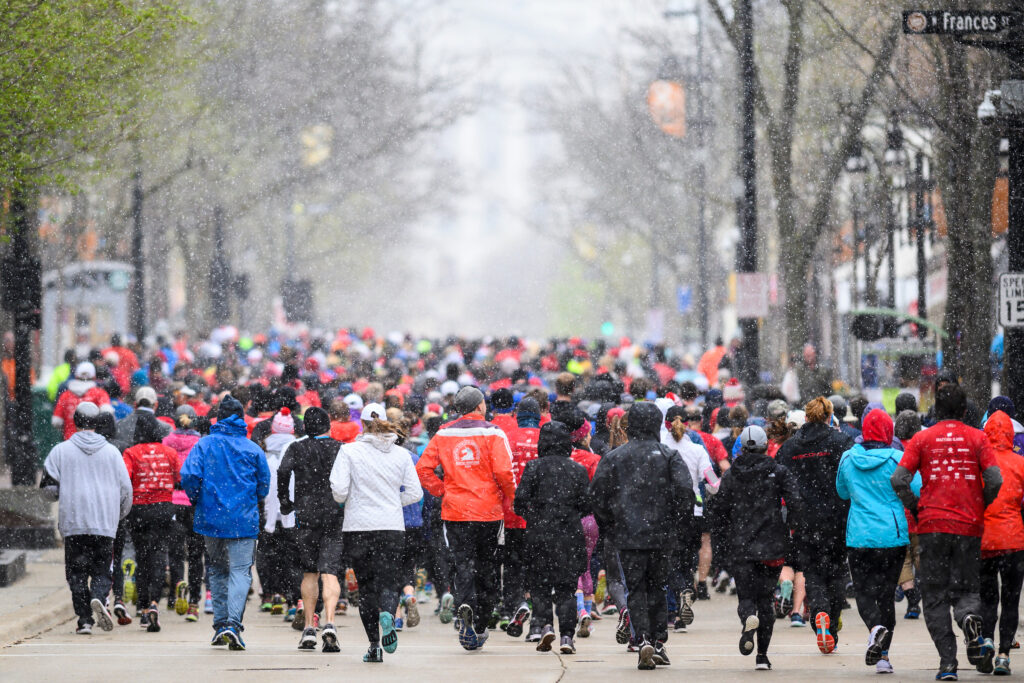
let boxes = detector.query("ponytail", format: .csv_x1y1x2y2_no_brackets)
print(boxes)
670,415,686,441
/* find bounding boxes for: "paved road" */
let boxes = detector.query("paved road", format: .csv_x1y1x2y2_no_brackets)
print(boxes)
0,588,988,681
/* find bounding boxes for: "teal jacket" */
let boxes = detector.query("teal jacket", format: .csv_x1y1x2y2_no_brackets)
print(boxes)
836,443,921,548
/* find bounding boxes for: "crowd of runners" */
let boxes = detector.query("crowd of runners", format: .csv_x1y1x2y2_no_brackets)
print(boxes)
30,328,1024,679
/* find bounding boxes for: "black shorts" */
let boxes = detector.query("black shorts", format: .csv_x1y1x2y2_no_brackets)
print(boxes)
295,525,345,575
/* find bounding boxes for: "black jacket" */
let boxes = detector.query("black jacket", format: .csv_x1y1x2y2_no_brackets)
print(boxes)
712,450,803,563
589,402,695,551
776,422,853,544
277,434,342,529
513,450,590,584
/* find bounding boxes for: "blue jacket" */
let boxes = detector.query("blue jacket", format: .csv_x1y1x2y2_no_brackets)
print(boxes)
836,443,921,548
181,414,270,539
403,446,424,528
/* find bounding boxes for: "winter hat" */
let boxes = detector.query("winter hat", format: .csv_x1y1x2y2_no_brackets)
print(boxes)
441,380,460,397
739,425,768,452
571,419,591,443
516,396,541,420
894,392,919,415
274,386,300,413
343,393,364,412
271,407,295,435
862,409,894,446
767,399,789,421
361,402,387,423
75,362,96,379
894,409,922,442
73,401,100,430
988,396,1016,421
538,421,573,458
303,407,330,436
454,386,485,414
492,388,514,412
216,395,244,421
133,410,165,445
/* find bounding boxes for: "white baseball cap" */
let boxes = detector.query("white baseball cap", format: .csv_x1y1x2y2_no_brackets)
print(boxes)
361,402,387,422
343,393,364,411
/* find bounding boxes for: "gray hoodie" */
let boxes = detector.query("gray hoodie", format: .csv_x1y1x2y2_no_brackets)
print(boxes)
43,430,132,538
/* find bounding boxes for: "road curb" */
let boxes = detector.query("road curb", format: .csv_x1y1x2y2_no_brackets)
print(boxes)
0,584,74,647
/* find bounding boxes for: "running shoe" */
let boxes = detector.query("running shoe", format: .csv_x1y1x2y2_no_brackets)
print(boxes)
637,639,656,670
293,600,306,631
696,581,710,600
121,559,137,605
76,623,92,635
576,610,592,638
174,581,189,615
147,605,161,633
506,603,530,638
438,592,455,624
363,645,383,663
536,625,556,652
298,627,317,650
424,582,434,598
714,570,729,593
560,635,576,655
394,617,404,632
204,591,213,614
211,630,228,646
615,609,632,645
271,594,286,615
498,614,511,631
222,626,246,651
877,658,894,674
978,638,996,674
935,663,958,680
457,604,478,651
600,601,619,616
756,654,772,670
653,642,671,666
673,616,687,632
113,600,132,626
527,625,543,642
740,615,759,655
590,609,603,621
814,612,835,654
335,599,347,616
321,623,340,653
1014,640,1020,650
476,629,489,649
403,594,420,628
138,612,149,628
866,625,888,665
91,598,113,632
380,612,398,653
894,585,905,602
905,603,921,619
488,609,500,630
186,604,199,622
963,614,985,666
284,606,295,622
260,599,273,612
994,655,1011,675
790,613,805,627
679,589,695,626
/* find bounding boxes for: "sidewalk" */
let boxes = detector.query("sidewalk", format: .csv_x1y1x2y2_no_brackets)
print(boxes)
0,547,73,647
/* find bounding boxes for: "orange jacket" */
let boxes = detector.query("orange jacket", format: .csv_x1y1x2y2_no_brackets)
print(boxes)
983,411,1024,555
416,413,516,522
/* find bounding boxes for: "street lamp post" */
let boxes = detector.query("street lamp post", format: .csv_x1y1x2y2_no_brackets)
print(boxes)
910,151,931,338
735,0,759,385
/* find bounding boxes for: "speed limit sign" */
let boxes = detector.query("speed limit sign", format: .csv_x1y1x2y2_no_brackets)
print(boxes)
1000,273,1024,327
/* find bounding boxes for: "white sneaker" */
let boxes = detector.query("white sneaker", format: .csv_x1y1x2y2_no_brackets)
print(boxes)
91,598,114,632
76,623,92,635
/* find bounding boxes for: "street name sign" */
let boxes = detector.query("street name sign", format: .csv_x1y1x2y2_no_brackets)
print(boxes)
903,10,1020,35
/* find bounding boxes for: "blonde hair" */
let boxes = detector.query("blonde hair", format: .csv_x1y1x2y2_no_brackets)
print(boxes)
609,413,629,448
363,418,405,438
670,415,686,441
804,397,833,424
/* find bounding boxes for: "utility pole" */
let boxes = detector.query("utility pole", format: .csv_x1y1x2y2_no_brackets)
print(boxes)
912,152,928,337
129,152,145,342
735,0,759,385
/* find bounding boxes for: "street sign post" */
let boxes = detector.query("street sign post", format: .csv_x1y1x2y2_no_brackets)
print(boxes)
903,10,1020,35
1000,273,1024,327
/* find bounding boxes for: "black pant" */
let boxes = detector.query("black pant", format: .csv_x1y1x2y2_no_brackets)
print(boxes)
794,533,847,636
618,548,669,643
732,560,780,655
668,525,701,598
65,535,114,627
530,578,577,637
848,546,905,644
111,520,128,602
501,528,527,612
346,530,404,643
425,517,453,595
980,550,1024,655
919,533,983,667
128,502,174,608
444,520,502,632
256,525,300,603
400,526,427,588
168,505,205,603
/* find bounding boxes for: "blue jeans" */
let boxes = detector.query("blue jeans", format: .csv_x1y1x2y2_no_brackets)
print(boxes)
204,536,257,632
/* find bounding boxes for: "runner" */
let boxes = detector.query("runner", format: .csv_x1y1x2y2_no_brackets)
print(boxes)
163,405,205,622
502,396,541,638
256,407,299,617
330,403,423,662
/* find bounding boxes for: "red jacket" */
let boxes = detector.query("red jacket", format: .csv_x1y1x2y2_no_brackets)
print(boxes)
503,425,540,528
416,413,516,522
490,412,517,435
982,412,1024,555
571,447,601,481
899,420,998,537
123,441,180,505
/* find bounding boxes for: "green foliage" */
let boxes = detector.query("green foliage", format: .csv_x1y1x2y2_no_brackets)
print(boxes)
0,0,187,190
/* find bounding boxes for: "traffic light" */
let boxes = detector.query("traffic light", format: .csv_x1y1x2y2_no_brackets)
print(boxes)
281,278,313,323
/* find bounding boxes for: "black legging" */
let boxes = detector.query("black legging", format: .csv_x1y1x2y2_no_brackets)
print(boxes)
795,534,847,636
346,530,404,644
732,561,780,656
168,505,205,604
111,520,129,602
530,578,577,637
980,550,1024,655
128,502,174,609
848,546,905,646
668,525,702,598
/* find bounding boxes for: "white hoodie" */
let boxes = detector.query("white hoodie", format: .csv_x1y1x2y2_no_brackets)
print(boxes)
330,432,423,532
263,432,296,531
43,430,132,537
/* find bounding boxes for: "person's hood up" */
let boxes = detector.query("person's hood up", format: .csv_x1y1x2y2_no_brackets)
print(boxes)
626,401,663,441
67,379,96,396
791,421,834,448
985,410,1015,452
70,430,109,455
538,421,573,457
211,413,248,437
357,431,399,452
729,450,775,481
845,442,900,470
861,409,893,446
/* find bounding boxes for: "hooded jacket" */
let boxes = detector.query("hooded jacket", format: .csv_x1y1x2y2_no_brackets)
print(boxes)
836,410,921,548
180,414,271,539
331,431,423,532
712,449,802,562
163,429,199,506
513,422,590,583
43,430,132,538
982,411,1024,555
52,380,112,440
776,421,854,544
263,432,296,532
589,402,695,550
278,434,344,529
113,407,170,453
501,409,541,528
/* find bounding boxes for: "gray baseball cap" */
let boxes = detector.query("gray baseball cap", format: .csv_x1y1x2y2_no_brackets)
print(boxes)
739,425,768,452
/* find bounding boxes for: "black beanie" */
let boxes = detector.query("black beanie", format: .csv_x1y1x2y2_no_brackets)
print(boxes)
303,407,330,436
217,395,245,421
